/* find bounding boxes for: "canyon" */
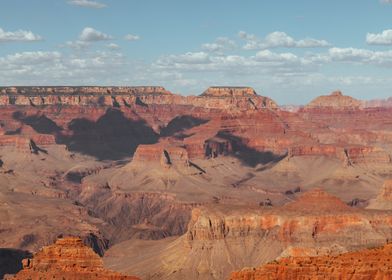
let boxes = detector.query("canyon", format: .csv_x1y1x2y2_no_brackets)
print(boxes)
1,86,392,279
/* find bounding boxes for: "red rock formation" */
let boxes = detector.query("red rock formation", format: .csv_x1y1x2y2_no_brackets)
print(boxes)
9,237,140,280
229,243,392,280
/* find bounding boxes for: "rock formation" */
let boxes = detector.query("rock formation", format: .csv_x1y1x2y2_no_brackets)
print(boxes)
229,243,392,280
305,90,362,109
8,237,140,280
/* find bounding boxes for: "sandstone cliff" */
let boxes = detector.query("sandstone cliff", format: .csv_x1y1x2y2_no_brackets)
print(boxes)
104,189,392,280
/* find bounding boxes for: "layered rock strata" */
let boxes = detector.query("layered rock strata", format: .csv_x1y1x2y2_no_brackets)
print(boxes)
9,237,140,280
229,243,392,280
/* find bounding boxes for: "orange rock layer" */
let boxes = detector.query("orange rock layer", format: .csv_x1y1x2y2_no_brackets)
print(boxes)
229,243,392,280
9,237,140,280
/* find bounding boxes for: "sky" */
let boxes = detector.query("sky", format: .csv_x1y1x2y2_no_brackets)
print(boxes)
0,0,392,104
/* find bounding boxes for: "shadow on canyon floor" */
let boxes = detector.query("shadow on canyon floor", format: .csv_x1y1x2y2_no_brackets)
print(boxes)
59,109,159,160
160,115,209,138
217,131,286,167
13,111,63,134
14,108,159,160
0,248,32,279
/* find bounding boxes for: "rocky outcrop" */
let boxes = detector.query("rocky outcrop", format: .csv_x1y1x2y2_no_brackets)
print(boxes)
229,243,392,280
305,91,362,109
8,237,140,280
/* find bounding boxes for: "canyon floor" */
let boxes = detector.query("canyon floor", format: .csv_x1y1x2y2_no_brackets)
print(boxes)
1,86,392,279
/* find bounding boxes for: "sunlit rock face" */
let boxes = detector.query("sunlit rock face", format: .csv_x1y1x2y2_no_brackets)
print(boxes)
8,237,140,280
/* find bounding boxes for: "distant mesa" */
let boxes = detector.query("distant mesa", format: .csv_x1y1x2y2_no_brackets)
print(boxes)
282,188,351,213
305,90,362,109
201,87,258,97
8,237,140,280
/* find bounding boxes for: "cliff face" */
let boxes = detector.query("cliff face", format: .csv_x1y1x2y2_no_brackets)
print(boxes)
186,190,392,250
183,189,392,278
229,243,392,280
103,189,392,280
0,86,278,110
8,237,140,280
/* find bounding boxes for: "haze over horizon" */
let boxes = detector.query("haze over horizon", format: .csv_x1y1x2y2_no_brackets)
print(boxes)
1,0,392,104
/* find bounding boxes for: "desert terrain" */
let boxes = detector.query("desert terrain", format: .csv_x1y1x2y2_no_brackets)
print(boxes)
1,86,392,279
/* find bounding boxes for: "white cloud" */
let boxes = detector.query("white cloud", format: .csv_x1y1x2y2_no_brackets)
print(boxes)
381,0,392,3
64,40,90,50
0,27,42,42
239,31,330,50
156,52,211,67
107,43,120,49
154,49,315,75
0,50,131,85
68,0,106,9
79,27,112,41
366,29,392,45
328,47,392,65
124,34,140,41
201,37,236,53
255,50,299,62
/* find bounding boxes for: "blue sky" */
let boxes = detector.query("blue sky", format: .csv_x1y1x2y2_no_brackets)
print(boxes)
0,0,392,104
